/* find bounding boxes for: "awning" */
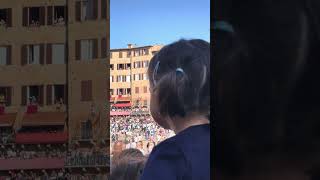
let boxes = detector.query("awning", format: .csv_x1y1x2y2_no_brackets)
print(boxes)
0,158,65,170
113,103,131,108
110,111,131,116
22,112,66,126
0,113,16,127
15,132,68,144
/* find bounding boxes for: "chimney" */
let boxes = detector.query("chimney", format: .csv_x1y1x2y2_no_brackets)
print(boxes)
127,44,134,49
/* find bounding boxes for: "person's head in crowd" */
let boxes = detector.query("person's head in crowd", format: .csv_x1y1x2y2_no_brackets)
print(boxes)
147,39,210,133
112,148,144,164
214,0,320,179
110,155,146,180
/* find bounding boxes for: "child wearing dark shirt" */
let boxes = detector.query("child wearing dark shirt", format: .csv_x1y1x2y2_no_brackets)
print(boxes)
140,39,210,180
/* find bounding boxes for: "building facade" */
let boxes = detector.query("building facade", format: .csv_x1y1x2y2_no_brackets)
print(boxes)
0,0,109,146
110,44,162,107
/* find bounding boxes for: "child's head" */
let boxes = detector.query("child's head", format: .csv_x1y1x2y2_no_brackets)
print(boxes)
111,148,146,180
148,39,210,129
214,0,320,178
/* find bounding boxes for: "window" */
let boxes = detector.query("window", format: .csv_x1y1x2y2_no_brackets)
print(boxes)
110,52,113,59
0,87,12,106
143,86,147,93
52,84,66,104
23,7,45,27
119,52,122,58
118,89,124,95
125,63,131,70
47,6,66,26
0,8,12,27
76,39,98,61
126,75,131,82
22,85,44,106
142,61,149,68
110,89,114,96
81,80,92,101
127,51,131,58
134,61,141,68
117,75,123,82
135,87,139,94
27,45,44,64
76,0,98,22
117,64,124,70
101,38,106,58
110,64,114,70
134,50,140,56
143,74,147,80
127,88,131,95
0,46,11,65
143,49,149,55
51,44,65,64
81,121,92,139
134,74,139,81
144,100,148,106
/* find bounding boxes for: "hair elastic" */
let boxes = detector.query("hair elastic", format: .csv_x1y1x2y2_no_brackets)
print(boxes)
176,68,184,74
214,21,234,33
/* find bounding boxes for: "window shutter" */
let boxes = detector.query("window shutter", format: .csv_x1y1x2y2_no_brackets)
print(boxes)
21,45,27,66
6,87,12,106
6,46,11,65
64,6,68,22
87,80,92,101
64,44,67,63
23,8,28,26
75,1,81,22
64,84,67,104
21,86,27,106
119,52,122,58
47,6,53,25
101,0,107,19
93,0,98,19
101,38,106,58
46,85,52,105
40,7,45,25
40,44,45,65
144,86,147,93
39,85,44,106
75,40,81,60
93,39,98,59
7,9,12,27
81,81,86,101
46,44,52,64
135,87,139,94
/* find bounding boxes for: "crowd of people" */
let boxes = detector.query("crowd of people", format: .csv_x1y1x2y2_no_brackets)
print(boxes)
0,170,108,180
0,145,66,160
66,150,109,167
110,112,175,156
0,19,6,27
0,129,14,145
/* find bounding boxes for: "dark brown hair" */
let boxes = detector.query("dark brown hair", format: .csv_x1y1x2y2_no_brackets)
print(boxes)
214,0,320,177
148,39,210,118
110,149,146,180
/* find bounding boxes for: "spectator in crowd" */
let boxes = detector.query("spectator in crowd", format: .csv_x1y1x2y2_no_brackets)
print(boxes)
110,149,146,180
0,19,6,27
140,39,210,180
